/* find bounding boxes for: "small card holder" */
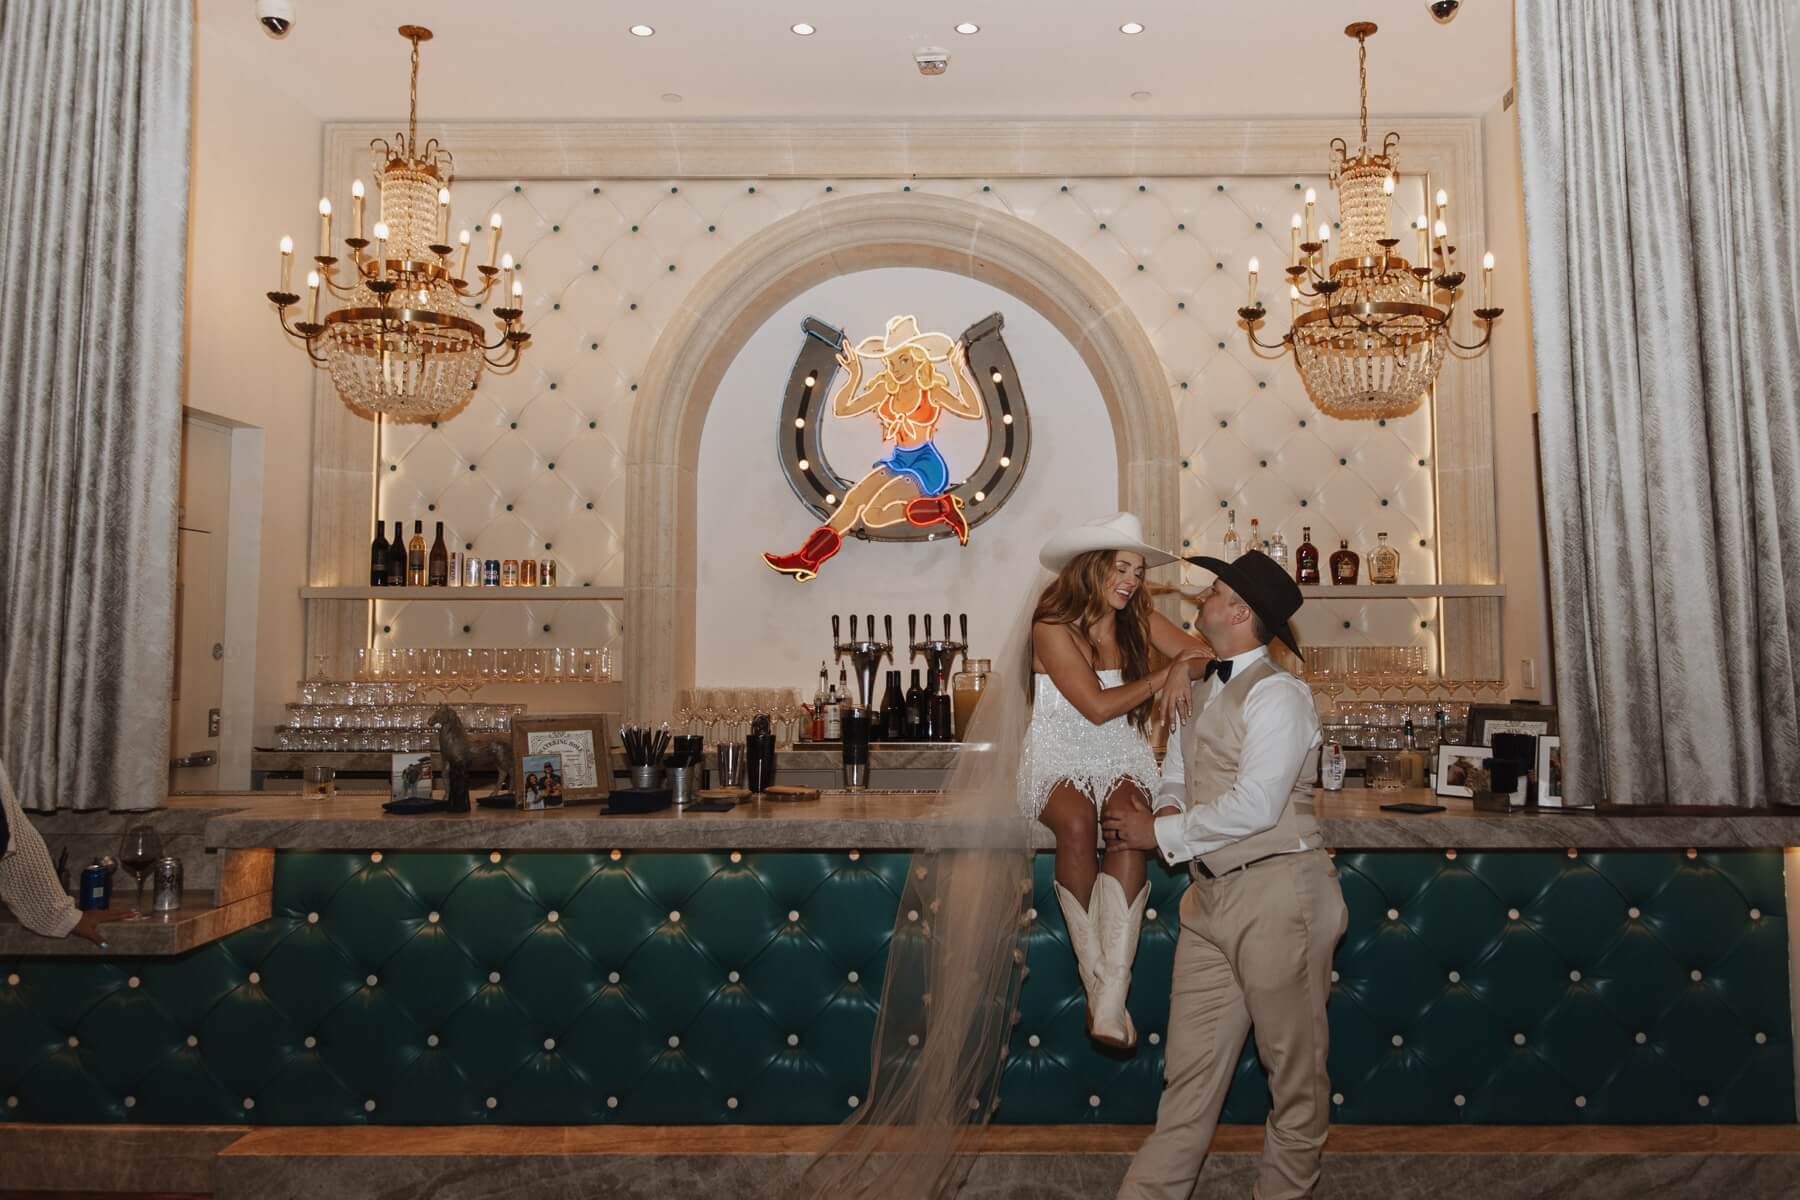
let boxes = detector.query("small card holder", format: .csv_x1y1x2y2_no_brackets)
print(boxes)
1379,802,1447,814
682,801,736,813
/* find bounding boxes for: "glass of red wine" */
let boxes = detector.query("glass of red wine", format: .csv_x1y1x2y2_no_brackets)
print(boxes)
118,825,162,920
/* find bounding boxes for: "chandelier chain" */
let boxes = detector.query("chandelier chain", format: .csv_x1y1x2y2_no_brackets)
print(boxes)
407,33,421,152
1357,30,1369,153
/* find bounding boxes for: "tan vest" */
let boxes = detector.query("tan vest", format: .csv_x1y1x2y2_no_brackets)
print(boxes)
1180,655,1322,873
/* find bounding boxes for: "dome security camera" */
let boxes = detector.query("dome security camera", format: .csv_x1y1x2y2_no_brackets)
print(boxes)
914,48,949,76
1428,0,1461,24
258,0,294,38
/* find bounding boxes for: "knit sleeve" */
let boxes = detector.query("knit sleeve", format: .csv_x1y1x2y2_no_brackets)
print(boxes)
0,760,80,938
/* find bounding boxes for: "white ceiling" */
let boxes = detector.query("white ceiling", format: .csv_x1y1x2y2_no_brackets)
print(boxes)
199,0,1515,122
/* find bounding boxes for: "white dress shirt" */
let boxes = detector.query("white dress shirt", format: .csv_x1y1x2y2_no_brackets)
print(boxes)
1152,645,1323,867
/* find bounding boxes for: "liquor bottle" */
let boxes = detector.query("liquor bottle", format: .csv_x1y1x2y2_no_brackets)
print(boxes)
1368,531,1400,584
1248,517,1261,558
879,670,906,741
1330,538,1360,585
1295,527,1320,585
823,674,843,741
1268,532,1288,569
406,520,427,587
428,522,449,586
903,669,926,739
811,663,829,741
1222,509,1240,559
370,518,389,586
930,688,954,743
837,664,852,713
385,520,407,586
1397,716,1427,787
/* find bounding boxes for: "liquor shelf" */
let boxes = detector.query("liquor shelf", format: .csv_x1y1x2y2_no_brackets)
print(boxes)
1297,583,1507,599
301,586,623,601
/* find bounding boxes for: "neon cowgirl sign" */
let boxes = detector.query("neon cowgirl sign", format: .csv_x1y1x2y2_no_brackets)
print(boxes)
762,312,1032,582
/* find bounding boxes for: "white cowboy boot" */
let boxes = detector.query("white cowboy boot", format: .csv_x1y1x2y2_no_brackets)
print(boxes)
1052,880,1102,1010
1089,874,1148,1049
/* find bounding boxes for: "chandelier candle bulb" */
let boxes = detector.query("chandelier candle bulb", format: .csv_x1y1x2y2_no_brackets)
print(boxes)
1384,174,1396,196
1482,251,1495,307
317,198,332,258
1290,213,1302,264
351,178,365,240
511,278,524,311
1304,186,1317,232
437,187,451,243
487,212,503,269
501,253,515,307
306,271,320,324
373,222,389,279
456,230,471,280
1247,257,1259,304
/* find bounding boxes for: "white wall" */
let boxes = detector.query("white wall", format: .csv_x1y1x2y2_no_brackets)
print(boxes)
185,22,322,738
696,268,1116,689
1482,88,1555,702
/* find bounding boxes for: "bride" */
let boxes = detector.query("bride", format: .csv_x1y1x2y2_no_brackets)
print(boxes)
1023,512,1212,1046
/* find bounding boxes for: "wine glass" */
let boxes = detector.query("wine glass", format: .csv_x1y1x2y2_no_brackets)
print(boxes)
118,825,163,920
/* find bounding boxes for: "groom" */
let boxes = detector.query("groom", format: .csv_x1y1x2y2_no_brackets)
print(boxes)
1102,550,1347,1200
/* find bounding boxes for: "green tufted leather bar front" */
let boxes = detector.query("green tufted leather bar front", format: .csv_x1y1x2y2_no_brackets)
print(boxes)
1,849,1790,1125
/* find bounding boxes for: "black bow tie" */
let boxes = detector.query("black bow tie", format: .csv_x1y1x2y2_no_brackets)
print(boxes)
1203,658,1233,683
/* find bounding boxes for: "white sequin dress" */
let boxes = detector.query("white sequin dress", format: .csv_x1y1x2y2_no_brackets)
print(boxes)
1017,670,1160,820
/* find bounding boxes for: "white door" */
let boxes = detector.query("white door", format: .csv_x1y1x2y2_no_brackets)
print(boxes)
171,418,231,792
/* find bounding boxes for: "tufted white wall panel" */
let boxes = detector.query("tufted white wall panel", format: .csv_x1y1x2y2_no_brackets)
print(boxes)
376,175,1444,667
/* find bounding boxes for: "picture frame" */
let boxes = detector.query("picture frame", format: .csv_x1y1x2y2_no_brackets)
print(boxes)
1467,703,1558,747
511,713,612,804
1536,735,1564,808
1433,744,1489,799
390,752,433,800
519,752,565,811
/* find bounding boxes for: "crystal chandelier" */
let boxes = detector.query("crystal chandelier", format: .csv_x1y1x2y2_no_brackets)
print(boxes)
265,26,529,422
1236,21,1501,421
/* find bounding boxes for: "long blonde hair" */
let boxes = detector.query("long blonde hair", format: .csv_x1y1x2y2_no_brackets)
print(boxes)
1029,549,1154,732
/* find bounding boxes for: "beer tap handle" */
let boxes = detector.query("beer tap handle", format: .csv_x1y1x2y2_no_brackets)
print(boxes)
908,613,917,654
959,612,968,649
867,614,876,648
832,614,841,653
849,613,858,642
924,613,933,641
884,614,894,650
944,613,952,644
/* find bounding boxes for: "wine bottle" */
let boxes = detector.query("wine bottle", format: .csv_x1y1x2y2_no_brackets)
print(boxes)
811,662,829,741
823,675,843,741
837,664,852,712
879,670,905,740
903,669,926,739
1330,538,1360,585
385,520,407,586
370,518,389,586
428,522,449,586
407,521,427,587
1222,509,1240,558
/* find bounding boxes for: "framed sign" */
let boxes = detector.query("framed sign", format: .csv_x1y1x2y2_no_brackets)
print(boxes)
1468,703,1558,747
511,714,612,804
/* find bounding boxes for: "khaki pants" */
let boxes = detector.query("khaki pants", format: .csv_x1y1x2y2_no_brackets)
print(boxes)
1118,848,1348,1200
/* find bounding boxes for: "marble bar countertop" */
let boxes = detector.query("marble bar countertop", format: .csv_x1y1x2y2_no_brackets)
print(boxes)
168,790,1800,853
0,890,272,958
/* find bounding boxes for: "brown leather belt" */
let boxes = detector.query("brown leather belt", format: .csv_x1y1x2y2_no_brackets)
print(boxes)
1189,850,1297,880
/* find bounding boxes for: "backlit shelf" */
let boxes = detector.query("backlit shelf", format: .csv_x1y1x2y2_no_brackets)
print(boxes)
1298,584,1506,599
302,586,625,601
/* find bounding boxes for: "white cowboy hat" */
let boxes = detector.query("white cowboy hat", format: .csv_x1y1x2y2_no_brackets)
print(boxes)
1039,512,1176,572
853,314,956,363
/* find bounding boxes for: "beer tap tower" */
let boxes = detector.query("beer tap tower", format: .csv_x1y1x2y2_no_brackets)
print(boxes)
831,614,893,788
909,612,968,739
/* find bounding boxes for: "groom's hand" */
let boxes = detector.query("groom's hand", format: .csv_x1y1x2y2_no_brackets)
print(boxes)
1103,802,1160,852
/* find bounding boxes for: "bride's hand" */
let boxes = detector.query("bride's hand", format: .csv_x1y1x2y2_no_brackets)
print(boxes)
1159,660,1196,726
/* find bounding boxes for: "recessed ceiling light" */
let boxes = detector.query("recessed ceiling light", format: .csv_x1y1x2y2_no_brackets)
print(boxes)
1119,21,1145,35
791,22,816,35
661,92,684,103
1131,90,1153,102
629,24,655,37
955,22,980,35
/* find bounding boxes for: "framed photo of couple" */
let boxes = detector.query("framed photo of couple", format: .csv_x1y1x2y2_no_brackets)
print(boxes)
511,713,613,805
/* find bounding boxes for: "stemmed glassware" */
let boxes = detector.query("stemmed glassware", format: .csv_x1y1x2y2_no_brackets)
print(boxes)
118,825,163,920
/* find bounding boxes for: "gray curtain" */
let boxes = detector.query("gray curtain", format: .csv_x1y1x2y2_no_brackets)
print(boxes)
0,1,191,811
1517,0,1800,806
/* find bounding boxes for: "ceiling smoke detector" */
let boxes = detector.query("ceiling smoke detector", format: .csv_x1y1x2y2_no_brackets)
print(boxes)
914,47,950,76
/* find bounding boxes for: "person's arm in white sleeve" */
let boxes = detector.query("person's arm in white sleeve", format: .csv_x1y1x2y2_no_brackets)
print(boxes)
0,761,82,939
1152,677,1319,865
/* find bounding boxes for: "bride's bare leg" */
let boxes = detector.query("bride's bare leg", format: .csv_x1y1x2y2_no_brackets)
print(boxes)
1037,783,1100,905
1099,780,1149,897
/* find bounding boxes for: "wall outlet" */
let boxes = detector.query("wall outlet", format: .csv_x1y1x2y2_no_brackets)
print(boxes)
208,708,221,738
1520,658,1537,691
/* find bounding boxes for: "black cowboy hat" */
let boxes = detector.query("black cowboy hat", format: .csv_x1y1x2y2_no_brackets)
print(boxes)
1179,550,1305,658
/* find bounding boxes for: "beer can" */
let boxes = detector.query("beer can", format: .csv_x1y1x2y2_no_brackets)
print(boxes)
540,559,556,587
483,559,501,586
464,556,483,587
520,559,538,587
448,551,462,587
78,860,111,910
501,559,520,587
152,857,183,912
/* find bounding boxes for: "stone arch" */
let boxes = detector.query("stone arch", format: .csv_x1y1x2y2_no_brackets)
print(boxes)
624,191,1177,719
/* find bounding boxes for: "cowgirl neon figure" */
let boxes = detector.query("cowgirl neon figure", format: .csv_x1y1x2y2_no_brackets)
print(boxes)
763,315,983,581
